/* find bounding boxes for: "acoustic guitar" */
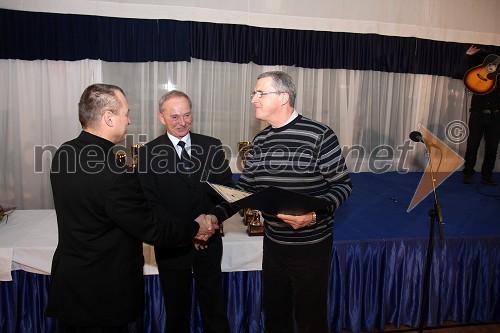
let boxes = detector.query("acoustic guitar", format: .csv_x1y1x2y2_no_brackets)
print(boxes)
463,54,499,95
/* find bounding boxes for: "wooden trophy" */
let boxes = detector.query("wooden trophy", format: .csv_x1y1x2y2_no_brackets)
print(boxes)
115,151,127,168
129,144,143,170
116,144,143,171
237,141,264,236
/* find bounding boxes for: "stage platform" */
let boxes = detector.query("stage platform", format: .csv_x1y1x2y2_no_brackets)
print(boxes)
0,172,499,333
334,171,500,241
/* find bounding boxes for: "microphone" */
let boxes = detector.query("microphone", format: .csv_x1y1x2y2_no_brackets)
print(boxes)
409,131,440,149
409,131,425,144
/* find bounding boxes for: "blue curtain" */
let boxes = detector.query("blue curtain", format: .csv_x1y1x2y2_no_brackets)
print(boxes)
0,9,191,62
1,237,498,333
2,9,500,76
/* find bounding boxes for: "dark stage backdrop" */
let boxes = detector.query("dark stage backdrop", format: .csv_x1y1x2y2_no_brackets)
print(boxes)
2,8,499,77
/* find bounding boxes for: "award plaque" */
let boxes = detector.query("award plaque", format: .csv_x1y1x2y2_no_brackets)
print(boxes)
237,141,264,236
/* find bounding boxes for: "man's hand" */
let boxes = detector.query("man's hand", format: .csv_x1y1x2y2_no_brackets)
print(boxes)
206,214,220,231
466,45,481,56
193,238,208,250
276,212,315,229
194,214,215,242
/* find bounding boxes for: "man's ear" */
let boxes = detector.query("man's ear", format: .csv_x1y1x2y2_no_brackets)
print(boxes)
280,92,289,106
104,111,114,127
158,112,167,126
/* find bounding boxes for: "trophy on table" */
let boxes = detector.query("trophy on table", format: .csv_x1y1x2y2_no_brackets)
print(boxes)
115,151,127,167
115,144,143,170
130,144,143,169
237,141,264,236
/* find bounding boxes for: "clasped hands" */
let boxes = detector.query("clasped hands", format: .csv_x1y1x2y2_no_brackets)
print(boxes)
193,214,219,250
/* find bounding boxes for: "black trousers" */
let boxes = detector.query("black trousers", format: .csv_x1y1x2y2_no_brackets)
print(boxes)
463,109,500,176
157,246,230,333
262,245,332,333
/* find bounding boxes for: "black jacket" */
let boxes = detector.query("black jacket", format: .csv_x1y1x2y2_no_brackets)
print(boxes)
137,132,233,269
46,131,199,326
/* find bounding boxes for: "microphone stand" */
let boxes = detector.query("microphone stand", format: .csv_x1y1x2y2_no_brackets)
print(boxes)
418,142,444,333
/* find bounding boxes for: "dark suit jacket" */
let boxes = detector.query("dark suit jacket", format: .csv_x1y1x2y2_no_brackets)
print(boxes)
46,131,199,327
137,132,233,269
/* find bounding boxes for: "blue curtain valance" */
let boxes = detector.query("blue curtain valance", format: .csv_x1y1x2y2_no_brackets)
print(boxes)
0,9,191,62
2,8,499,77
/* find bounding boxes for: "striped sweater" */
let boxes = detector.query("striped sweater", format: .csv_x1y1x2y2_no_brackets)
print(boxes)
217,115,352,256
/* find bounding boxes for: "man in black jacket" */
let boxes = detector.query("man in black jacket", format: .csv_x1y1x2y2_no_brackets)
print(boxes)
46,84,215,332
458,45,500,185
137,90,232,333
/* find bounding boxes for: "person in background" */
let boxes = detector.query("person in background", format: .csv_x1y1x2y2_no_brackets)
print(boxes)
458,45,500,186
46,84,215,333
137,90,232,333
211,71,353,333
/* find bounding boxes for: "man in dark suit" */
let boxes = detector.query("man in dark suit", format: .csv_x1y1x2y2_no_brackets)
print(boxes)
46,84,216,333
137,90,232,333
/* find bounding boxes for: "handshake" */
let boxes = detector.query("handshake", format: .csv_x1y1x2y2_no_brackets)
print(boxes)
193,214,219,250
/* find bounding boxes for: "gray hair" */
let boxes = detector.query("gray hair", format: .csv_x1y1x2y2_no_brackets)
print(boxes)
78,83,125,128
257,71,296,107
158,90,192,112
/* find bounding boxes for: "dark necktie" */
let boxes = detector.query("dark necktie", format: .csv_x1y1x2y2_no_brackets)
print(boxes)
177,141,191,175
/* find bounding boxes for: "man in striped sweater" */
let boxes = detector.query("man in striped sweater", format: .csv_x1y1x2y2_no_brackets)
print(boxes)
214,71,352,332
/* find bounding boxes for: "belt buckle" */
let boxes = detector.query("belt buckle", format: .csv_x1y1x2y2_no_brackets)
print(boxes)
483,109,491,114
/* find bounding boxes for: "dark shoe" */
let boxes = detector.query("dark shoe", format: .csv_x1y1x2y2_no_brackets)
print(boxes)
481,175,497,186
463,174,473,184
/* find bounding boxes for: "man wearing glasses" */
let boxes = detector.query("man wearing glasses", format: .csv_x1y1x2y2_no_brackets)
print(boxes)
212,71,353,332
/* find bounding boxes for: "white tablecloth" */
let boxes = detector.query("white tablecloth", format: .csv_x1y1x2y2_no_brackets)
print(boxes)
0,210,263,281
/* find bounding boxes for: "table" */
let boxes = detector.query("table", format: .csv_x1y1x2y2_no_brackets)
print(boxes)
0,210,262,281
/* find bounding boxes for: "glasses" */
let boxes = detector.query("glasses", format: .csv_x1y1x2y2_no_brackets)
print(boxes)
250,91,282,99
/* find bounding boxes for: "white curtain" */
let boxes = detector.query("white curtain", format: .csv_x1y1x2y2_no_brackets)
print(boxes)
0,58,484,209
0,59,101,209
102,59,472,172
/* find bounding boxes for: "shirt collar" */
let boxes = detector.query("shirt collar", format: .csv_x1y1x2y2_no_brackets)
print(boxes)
166,132,191,147
167,132,191,157
273,110,298,128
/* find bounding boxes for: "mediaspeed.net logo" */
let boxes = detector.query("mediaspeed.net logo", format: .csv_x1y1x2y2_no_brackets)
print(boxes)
407,124,465,212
